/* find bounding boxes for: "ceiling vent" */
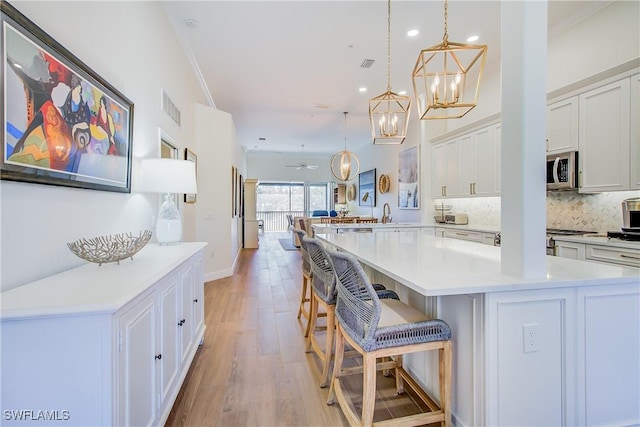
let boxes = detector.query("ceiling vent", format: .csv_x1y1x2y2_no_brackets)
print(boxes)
161,89,181,127
360,59,375,68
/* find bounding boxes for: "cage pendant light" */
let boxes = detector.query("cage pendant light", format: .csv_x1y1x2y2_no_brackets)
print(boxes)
411,0,487,120
369,0,411,145
330,112,360,182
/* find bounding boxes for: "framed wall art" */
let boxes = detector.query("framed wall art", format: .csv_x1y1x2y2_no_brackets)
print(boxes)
1,2,134,193
231,166,237,217
358,168,376,207
398,145,420,209
184,148,197,203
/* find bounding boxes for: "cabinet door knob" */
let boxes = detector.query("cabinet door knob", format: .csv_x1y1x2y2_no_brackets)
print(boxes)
193,298,198,303
155,354,162,360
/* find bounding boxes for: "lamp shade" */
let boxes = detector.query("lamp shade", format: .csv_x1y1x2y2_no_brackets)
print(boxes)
138,158,197,194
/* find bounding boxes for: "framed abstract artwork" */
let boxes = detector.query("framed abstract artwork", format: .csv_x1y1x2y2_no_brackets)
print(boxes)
358,168,376,207
184,148,197,203
398,145,420,209
1,2,134,192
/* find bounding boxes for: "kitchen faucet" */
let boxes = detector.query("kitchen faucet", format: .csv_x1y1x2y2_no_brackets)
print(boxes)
382,203,391,224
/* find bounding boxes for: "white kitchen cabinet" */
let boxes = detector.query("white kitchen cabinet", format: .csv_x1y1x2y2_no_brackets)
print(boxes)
547,96,579,154
1,243,206,427
117,291,159,427
482,232,498,246
579,78,631,192
444,228,482,242
631,73,640,190
493,123,502,194
459,133,477,196
556,241,586,260
432,138,461,197
585,244,640,268
433,122,500,198
159,276,180,410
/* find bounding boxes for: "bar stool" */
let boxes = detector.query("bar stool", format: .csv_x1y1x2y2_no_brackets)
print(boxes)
327,250,452,427
302,236,398,388
292,227,314,337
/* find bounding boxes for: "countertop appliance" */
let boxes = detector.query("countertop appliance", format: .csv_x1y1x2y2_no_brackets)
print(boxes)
547,151,578,190
622,197,640,232
445,213,468,225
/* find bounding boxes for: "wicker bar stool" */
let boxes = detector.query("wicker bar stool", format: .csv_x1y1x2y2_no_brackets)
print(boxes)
292,227,314,337
302,236,398,388
327,250,452,427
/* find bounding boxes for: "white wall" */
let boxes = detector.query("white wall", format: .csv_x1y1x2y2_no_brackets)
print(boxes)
246,153,332,182
547,1,640,92
194,106,239,281
1,2,208,291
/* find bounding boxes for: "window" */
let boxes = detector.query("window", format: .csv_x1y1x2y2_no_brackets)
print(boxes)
256,181,331,231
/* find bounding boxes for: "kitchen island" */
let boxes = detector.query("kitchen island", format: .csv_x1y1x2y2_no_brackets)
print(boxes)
315,231,639,427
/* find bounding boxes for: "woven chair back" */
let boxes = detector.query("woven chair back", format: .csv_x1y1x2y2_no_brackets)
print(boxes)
302,236,338,305
292,228,311,276
328,251,381,350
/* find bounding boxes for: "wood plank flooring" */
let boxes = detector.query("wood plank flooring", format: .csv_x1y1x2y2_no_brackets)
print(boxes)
166,232,431,426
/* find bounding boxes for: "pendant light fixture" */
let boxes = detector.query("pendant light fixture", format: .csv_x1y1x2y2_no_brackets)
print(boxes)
369,0,411,145
330,112,360,182
411,0,487,120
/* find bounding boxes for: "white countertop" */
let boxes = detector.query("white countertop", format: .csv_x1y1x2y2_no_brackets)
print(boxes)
316,232,639,296
312,222,425,231
1,242,207,320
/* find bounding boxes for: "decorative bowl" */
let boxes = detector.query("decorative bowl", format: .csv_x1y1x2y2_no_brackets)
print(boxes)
67,229,153,266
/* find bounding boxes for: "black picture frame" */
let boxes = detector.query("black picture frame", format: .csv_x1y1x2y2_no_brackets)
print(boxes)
1,1,134,193
184,148,197,203
358,168,376,207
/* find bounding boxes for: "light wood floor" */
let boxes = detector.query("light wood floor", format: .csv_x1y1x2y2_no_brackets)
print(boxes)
166,232,432,427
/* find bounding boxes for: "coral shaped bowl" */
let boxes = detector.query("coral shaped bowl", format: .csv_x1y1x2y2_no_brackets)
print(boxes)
67,230,153,266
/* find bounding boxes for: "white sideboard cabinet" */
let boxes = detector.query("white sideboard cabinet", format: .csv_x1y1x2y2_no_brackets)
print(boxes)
1,243,206,427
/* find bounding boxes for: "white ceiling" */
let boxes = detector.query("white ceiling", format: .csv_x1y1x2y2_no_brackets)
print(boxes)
161,1,614,158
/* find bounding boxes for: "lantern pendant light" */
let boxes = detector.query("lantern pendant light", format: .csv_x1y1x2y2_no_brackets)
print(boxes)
411,0,487,120
330,112,360,182
369,0,411,145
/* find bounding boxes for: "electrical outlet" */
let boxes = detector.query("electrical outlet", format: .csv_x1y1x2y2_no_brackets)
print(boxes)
523,323,539,353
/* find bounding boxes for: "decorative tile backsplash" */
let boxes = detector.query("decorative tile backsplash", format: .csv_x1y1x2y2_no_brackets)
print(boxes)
546,190,639,232
435,191,640,232
433,197,501,228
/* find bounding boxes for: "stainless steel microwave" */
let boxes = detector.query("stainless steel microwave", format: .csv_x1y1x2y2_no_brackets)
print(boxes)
546,151,578,190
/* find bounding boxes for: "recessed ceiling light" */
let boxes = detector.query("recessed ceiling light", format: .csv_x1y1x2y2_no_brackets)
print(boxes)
398,90,407,95
407,29,419,37
359,87,367,93
467,35,479,42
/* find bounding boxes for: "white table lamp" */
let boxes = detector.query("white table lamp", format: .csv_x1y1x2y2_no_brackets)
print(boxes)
139,158,197,244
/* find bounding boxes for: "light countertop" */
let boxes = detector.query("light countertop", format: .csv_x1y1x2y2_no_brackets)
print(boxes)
316,232,639,297
1,242,207,320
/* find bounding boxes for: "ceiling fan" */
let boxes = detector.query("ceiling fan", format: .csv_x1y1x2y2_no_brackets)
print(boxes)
286,144,319,170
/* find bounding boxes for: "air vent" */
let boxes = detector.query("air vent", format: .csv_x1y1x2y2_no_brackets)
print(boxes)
360,59,375,68
161,90,181,126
